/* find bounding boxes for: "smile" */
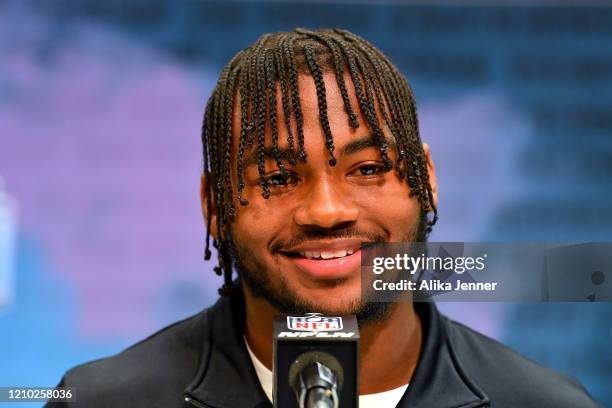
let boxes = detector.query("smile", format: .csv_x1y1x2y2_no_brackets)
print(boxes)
279,239,365,280
297,248,358,260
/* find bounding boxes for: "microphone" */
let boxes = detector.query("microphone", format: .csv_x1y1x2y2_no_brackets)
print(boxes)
273,313,359,408
289,351,342,408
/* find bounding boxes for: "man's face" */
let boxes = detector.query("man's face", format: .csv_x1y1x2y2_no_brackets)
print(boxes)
207,70,436,318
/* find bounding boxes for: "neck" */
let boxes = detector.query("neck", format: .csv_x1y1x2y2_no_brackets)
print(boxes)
242,287,422,395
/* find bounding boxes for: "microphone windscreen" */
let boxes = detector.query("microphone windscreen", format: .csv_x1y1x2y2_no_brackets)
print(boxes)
288,350,345,390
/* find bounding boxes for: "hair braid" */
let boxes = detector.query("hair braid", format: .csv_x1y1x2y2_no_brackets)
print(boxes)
285,34,307,163
254,41,271,199
201,98,214,261
303,43,337,166
222,66,239,222
275,34,297,165
236,58,250,207
266,48,287,177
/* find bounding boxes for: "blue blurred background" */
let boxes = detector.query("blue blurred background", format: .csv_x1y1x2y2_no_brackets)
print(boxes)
0,1,610,406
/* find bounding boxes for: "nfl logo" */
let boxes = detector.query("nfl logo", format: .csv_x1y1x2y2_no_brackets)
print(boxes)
287,313,343,332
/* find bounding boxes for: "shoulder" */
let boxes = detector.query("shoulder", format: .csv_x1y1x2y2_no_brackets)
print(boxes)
48,307,213,408
443,316,602,408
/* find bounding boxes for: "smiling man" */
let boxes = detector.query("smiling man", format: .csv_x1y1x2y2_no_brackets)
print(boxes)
47,28,600,408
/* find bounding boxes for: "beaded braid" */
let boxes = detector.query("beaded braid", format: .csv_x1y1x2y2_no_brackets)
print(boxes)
246,38,262,147
201,29,438,294
222,64,240,220
265,48,287,177
254,43,271,199
303,44,337,166
274,34,297,166
215,55,240,294
236,58,251,207
202,98,214,261
284,34,307,163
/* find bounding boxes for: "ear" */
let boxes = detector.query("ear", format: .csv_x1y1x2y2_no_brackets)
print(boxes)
200,173,218,240
422,143,438,210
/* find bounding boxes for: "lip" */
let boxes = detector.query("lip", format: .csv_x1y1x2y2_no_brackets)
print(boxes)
282,248,362,280
281,238,364,253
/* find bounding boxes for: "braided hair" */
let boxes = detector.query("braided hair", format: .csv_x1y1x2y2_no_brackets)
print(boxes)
201,28,438,295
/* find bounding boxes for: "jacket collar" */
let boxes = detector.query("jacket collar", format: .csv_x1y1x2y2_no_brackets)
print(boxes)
184,286,271,408
398,301,489,408
184,287,489,408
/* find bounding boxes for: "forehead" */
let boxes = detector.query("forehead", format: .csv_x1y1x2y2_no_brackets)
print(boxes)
230,70,394,163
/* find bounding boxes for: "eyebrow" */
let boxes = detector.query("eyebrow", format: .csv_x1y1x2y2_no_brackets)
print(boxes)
243,147,299,167
243,134,398,167
339,134,398,157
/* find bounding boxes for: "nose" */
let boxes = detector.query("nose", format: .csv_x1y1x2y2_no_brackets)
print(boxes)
293,177,359,229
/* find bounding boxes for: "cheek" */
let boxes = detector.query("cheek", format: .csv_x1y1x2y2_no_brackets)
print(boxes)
232,199,285,248
353,179,420,229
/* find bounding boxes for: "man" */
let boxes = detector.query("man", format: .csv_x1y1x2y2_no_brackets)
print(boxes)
48,28,600,407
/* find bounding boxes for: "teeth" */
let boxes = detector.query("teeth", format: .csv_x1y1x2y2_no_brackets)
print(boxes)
333,249,347,258
302,250,320,259
320,251,335,259
298,248,358,260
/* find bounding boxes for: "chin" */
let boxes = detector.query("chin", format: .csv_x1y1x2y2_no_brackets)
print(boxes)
291,284,363,315
304,300,362,316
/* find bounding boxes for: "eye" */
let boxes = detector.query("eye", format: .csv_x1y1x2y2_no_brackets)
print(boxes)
263,172,298,188
355,164,386,177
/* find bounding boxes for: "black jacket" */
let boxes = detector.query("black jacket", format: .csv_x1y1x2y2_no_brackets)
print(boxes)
47,287,601,408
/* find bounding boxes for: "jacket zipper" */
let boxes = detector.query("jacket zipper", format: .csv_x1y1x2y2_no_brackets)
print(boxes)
184,395,213,408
